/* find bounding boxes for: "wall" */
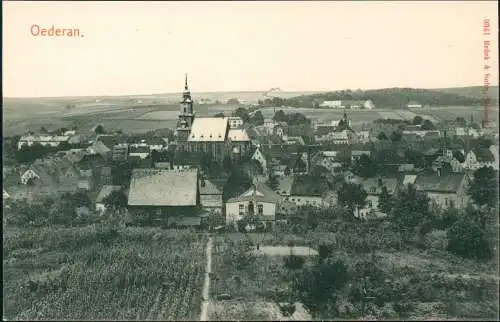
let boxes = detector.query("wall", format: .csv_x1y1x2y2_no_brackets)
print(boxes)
201,194,223,212
427,192,469,209
226,201,276,225
288,195,324,207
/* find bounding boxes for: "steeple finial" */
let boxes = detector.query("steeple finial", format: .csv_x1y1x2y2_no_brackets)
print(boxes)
184,73,188,91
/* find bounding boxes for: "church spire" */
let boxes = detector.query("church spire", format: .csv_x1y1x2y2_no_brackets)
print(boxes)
184,73,188,91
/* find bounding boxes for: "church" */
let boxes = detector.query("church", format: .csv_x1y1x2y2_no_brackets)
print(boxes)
175,75,251,162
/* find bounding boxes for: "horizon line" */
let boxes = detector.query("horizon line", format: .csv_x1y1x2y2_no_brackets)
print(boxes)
4,84,498,100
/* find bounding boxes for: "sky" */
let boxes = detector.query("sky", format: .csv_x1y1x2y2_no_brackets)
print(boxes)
3,1,499,97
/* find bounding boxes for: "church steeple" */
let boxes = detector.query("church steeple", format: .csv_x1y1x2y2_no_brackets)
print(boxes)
176,74,195,142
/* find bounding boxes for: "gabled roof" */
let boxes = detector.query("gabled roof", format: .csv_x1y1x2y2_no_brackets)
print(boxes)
227,128,250,142
360,177,399,195
199,178,222,195
227,183,281,203
128,168,198,206
96,185,122,203
413,173,466,193
96,135,121,149
188,117,228,142
290,175,329,196
471,148,495,162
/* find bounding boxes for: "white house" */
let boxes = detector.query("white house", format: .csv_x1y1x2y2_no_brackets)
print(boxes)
17,135,70,150
128,146,150,159
320,100,343,108
407,101,423,108
226,116,244,129
225,183,281,228
463,148,497,170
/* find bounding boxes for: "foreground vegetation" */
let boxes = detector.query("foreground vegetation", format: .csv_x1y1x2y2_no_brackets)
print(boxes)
209,219,498,320
3,225,207,320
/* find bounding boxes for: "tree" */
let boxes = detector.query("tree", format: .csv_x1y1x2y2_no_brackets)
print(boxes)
214,112,225,118
227,98,240,105
268,174,279,191
273,110,287,122
390,184,432,237
337,182,368,218
378,186,393,214
353,154,377,178
476,137,493,149
296,259,349,315
469,166,497,208
223,156,233,174
103,189,128,212
377,132,388,140
251,111,264,126
40,126,49,134
232,107,250,123
421,119,435,130
94,124,105,134
412,116,423,125
447,217,492,260
390,131,402,142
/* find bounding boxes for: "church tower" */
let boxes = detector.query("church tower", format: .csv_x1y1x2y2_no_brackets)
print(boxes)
176,74,195,142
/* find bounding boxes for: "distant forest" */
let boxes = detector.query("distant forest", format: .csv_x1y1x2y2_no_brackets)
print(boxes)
265,87,498,109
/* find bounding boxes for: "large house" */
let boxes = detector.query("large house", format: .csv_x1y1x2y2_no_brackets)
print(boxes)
127,168,201,226
288,175,330,208
225,183,281,228
413,172,470,209
358,177,399,219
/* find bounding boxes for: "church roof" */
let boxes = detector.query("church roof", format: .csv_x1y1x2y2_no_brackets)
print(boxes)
188,117,228,142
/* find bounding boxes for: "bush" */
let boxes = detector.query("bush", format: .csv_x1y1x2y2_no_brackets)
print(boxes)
424,230,448,252
447,218,493,260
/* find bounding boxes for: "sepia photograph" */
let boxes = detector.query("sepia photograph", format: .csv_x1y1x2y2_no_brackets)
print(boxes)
2,1,499,320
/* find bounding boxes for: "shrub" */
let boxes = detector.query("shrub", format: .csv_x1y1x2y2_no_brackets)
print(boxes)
424,230,448,252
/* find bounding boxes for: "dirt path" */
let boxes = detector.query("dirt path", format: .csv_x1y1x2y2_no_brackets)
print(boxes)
199,237,213,321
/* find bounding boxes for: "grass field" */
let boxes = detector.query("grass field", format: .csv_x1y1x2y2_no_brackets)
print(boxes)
3,92,499,137
3,225,207,320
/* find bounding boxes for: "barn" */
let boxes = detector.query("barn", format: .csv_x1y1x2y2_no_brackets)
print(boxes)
127,168,201,227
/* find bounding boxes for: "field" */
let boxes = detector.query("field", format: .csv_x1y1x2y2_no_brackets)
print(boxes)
4,92,498,137
3,225,208,320
207,231,498,320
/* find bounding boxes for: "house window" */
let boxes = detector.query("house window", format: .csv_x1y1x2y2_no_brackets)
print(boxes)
258,204,263,215
239,204,244,215
370,187,376,193
368,200,373,208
